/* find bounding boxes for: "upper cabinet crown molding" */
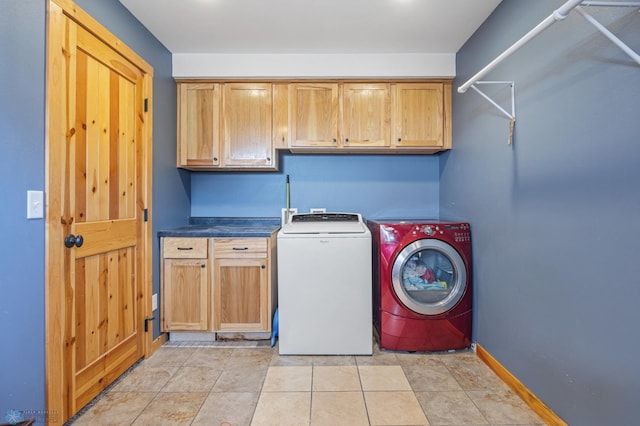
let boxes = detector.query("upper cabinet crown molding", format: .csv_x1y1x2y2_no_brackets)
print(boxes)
176,79,452,171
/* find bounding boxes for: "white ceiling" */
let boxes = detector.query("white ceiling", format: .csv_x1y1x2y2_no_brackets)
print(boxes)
118,0,503,55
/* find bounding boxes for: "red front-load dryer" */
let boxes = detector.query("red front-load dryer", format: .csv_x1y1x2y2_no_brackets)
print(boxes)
367,220,472,352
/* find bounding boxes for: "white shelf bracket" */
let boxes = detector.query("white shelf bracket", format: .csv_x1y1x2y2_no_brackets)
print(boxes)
469,81,516,145
457,0,640,146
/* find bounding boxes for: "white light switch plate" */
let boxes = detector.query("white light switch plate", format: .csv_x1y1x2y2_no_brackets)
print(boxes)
27,190,44,219
152,293,158,311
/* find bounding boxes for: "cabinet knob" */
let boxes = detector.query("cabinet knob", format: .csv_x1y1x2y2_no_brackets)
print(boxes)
345,138,349,144
213,157,218,162
397,138,402,143
332,138,337,143
266,157,271,162
201,264,206,268
261,264,266,269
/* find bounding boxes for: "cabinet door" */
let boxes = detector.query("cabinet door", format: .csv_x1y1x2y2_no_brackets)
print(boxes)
177,83,221,167
289,83,339,148
162,258,209,331
222,83,275,168
392,83,447,148
342,83,391,147
273,83,289,149
214,258,269,331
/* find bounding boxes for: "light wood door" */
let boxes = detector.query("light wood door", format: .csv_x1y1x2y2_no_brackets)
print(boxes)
289,83,339,148
214,258,270,331
177,82,221,167
222,83,275,168
342,83,391,147
46,0,153,422
392,83,447,148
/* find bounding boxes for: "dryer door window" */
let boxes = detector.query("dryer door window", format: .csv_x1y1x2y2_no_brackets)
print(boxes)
391,239,467,315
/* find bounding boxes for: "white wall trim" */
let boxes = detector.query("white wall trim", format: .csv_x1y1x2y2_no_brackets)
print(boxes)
172,53,456,78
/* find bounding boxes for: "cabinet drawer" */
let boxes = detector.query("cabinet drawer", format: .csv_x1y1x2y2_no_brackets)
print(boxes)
214,238,267,258
163,238,208,258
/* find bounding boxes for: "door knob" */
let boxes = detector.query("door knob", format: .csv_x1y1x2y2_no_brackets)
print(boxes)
64,234,84,248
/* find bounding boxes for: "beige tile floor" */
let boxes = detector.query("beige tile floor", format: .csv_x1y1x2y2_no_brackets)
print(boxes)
71,342,545,425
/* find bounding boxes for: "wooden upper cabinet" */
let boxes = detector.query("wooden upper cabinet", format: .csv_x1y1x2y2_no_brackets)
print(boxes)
222,83,276,169
342,83,391,148
176,80,452,168
289,83,339,148
177,82,278,170
177,83,221,167
392,82,451,149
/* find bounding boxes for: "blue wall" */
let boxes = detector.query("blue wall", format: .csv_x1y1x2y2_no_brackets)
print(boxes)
441,1,640,424
0,0,46,419
0,0,186,421
192,153,440,219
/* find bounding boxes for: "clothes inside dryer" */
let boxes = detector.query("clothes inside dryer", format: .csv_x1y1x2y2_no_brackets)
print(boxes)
391,238,467,316
402,250,453,293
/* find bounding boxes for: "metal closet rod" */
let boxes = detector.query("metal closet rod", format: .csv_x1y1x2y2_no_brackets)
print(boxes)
458,0,640,94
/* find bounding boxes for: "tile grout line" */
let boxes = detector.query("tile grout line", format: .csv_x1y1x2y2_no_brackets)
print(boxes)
249,355,269,426
185,347,222,426
132,348,192,426
355,361,373,426
398,363,431,425
440,357,493,425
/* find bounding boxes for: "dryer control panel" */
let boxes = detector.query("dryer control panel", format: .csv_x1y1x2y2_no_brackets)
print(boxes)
413,223,471,243
445,223,471,243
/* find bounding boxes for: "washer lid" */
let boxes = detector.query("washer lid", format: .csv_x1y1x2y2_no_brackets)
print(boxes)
281,213,367,234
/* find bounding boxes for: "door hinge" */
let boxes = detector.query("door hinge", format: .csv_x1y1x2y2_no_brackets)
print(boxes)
144,316,155,332
144,98,148,112
143,208,148,222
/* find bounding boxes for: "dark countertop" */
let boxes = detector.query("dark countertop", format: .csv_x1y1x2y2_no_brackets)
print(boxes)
158,217,281,238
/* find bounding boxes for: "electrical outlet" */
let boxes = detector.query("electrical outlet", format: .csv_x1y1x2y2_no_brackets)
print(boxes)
281,208,298,225
310,208,326,214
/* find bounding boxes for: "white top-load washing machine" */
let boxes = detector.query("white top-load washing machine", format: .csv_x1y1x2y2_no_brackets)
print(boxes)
277,213,372,355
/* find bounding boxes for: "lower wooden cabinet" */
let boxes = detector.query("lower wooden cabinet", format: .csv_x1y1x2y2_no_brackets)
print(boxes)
160,236,275,335
161,238,211,331
213,238,272,332
214,257,269,331
162,258,210,331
